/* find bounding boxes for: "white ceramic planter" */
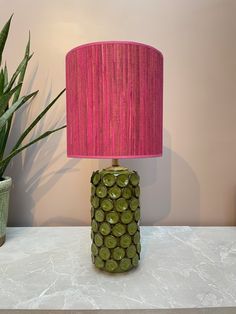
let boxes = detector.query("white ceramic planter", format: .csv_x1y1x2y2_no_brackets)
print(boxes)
0,176,12,247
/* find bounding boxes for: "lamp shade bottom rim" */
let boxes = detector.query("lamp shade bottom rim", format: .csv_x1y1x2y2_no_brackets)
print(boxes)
67,154,162,159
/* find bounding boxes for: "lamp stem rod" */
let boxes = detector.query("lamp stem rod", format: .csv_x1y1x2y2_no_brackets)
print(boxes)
112,159,119,167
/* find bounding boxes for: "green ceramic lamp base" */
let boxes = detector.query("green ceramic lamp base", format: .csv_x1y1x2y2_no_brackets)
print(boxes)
90,163,141,273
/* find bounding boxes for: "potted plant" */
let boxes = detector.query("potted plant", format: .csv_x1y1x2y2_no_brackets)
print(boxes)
0,16,65,246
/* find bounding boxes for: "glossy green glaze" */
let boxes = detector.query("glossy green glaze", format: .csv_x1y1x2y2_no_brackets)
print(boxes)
90,169,141,273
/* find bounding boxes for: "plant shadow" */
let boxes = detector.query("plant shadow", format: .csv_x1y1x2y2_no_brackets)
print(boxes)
5,66,79,226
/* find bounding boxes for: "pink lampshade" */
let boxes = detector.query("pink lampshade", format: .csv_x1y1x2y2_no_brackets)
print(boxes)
66,41,163,159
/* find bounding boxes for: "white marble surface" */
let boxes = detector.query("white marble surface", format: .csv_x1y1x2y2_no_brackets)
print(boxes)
0,227,235,313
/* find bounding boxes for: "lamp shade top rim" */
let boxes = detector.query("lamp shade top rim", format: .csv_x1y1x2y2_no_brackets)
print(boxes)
66,40,163,59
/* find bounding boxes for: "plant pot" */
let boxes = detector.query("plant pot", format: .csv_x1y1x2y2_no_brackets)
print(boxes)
0,177,12,247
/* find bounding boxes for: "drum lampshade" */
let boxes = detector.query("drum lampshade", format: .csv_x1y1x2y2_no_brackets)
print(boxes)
66,41,163,159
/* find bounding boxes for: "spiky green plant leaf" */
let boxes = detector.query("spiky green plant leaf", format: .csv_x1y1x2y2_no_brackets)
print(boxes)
0,83,22,115
3,63,8,87
0,70,4,95
0,124,7,160
1,33,32,159
0,125,66,177
12,33,31,103
4,52,32,94
12,88,65,152
0,15,66,178
0,90,38,130
0,15,13,66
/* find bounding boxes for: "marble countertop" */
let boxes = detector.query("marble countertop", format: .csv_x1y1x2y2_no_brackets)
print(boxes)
0,226,236,314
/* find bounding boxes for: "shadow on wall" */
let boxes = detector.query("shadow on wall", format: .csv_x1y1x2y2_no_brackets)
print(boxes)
166,149,200,226
7,139,79,227
7,103,200,226
6,67,79,227
100,129,200,226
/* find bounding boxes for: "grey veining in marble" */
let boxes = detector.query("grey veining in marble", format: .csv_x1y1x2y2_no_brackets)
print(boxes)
0,226,235,312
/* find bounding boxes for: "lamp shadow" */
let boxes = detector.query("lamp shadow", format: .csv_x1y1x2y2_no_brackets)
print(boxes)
99,129,200,226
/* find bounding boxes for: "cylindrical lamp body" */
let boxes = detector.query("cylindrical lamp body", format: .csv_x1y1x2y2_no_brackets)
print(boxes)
91,168,141,272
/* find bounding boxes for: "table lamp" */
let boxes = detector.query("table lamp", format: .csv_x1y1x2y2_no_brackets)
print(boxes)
66,41,163,273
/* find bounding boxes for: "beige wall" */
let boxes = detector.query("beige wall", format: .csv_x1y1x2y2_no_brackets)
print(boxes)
0,0,236,226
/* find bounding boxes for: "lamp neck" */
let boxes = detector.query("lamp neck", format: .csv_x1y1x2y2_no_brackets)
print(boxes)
112,159,119,167
105,159,128,171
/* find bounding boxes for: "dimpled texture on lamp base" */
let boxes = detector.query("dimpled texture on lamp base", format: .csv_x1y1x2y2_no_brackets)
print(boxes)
90,168,141,273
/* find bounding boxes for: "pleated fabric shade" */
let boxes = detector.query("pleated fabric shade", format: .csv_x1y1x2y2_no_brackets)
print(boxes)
66,41,163,159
